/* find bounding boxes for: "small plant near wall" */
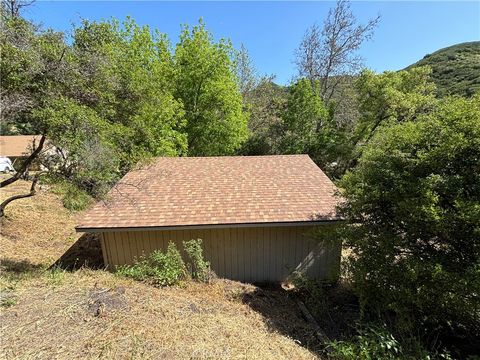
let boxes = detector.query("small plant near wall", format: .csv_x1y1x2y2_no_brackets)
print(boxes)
116,242,187,286
183,239,211,283
116,239,212,286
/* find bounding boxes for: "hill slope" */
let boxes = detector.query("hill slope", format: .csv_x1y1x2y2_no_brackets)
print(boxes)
407,41,480,97
0,179,322,359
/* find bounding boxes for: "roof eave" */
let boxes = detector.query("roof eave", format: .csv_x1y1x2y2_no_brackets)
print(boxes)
76,219,343,233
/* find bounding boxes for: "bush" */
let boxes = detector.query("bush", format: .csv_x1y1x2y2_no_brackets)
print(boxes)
326,324,452,360
327,325,403,360
51,181,92,211
183,239,211,282
288,270,329,318
117,242,186,286
339,95,480,350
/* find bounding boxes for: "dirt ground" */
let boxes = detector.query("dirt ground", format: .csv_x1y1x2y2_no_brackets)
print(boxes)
0,179,326,359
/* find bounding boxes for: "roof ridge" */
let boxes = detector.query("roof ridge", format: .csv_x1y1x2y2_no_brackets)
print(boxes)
152,154,311,160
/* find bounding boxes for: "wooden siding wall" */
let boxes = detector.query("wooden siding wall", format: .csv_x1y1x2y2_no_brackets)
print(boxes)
101,226,341,283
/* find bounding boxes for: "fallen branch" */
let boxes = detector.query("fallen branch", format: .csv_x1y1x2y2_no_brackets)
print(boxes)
296,300,329,343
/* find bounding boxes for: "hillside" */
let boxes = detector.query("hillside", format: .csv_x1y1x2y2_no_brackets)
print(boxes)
0,179,324,359
407,41,480,97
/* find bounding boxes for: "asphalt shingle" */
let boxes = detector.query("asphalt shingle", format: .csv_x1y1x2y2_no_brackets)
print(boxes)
76,154,340,231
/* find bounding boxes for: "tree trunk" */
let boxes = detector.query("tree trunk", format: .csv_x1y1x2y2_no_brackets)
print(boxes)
0,134,46,188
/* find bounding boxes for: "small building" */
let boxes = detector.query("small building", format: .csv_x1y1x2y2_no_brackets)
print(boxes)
76,155,342,283
0,135,43,169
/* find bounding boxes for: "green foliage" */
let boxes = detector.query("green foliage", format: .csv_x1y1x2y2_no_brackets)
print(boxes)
280,79,352,177
354,67,437,145
116,239,212,286
289,270,329,318
183,239,211,282
281,79,328,153
325,323,453,360
407,41,480,97
52,181,92,211
117,242,186,287
0,14,68,135
340,95,480,343
238,78,287,156
70,18,188,167
2,14,250,206
0,295,17,308
327,325,403,360
47,265,67,286
174,21,249,155
34,98,121,198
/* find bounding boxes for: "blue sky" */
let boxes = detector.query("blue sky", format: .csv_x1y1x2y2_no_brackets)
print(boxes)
27,1,480,85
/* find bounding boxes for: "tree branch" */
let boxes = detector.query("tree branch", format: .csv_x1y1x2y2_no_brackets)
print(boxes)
0,134,46,188
0,173,40,217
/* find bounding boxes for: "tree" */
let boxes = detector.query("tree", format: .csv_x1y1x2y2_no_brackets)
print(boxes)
0,16,188,214
279,79,352,177
350,67,437,163
295,0,379,102
71,18,187,166
234,45,286,156
234,43,259,100
0,5,68,216
174,21,248,156
339,94,480,348
1,13,253,215
238,78,286,156
0,11,68,135
1,0,35,18
280,79,328,154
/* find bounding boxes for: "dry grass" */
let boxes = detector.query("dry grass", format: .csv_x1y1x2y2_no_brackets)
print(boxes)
0,177,80,265
1,271,319,359
0,178,321,359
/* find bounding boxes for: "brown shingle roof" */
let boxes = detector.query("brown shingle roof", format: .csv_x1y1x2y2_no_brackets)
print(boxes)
0,135,42,157
76,155,340,231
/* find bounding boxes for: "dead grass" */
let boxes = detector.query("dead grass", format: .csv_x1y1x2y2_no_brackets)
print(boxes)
1,270,319,359
0,177,80,265
0,178,322,359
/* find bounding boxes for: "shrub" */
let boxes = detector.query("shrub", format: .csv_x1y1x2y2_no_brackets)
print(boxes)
288,270,328,318
326,323,455,360
327,325,403,360
62,185,91,211
326,323,454,360
339,95,480,348
183,239,211,282
117,242,186,286
51,181,92,211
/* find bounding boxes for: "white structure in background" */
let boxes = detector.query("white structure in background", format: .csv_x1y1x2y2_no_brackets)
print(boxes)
0,157,14,173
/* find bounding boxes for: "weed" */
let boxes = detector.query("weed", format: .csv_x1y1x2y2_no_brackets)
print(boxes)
183,239,211,282
116,242,186,286
326,323,453,360
47,265,66,286
0,290,17,308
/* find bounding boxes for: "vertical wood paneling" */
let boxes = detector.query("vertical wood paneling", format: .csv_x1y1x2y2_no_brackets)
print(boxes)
216,229,225,277
224,228,232,279
235,228,242,281
112,232,123,265
241,228,249,281
99,233,108,268
101,225,341,282
129,231,138,262
228,228,237,279
102,233,110,267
